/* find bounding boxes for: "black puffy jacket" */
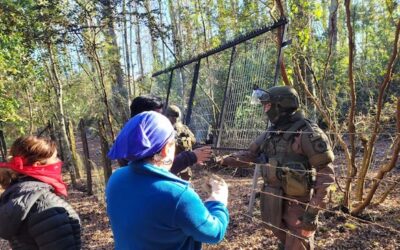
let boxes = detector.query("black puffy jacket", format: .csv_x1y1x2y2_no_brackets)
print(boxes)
0,178,81,250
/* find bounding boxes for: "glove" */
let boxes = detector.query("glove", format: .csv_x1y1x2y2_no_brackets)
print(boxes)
204,174,229,205
298,210,319,231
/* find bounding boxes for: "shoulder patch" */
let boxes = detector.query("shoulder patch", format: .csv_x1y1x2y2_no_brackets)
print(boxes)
300,123,334,165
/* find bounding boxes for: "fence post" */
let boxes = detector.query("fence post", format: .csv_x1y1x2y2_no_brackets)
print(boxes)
78,119,93,195
216,46,236,147
248,164,261,216
164,70,174,111
185,60,201,125
0,130,6,161
98,119,112,184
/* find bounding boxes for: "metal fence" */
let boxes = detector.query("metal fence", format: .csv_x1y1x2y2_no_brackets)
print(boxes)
150,18,288,150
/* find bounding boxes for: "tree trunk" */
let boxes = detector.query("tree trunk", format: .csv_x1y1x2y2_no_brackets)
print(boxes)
66,120,82,180
377,181,398,204
78,17,116,140
46,43,77,188
79,119,93,196
134,1,145,77
0,130,7,161
129,1,136,96
275,0,290,86
167,0,182,61
98,119,112,184
322,0,339,99
343,0,357,207
328,0,338,56
24,86,34,135
100,0,129,122
144,0,160,67
352,22,400,214
123,0,132,102
158,0,167,67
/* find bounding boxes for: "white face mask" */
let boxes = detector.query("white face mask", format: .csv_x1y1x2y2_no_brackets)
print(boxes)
250,89,263,105
251,90,260,105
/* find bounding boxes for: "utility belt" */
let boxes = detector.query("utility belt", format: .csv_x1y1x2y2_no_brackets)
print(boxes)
261,159,316,197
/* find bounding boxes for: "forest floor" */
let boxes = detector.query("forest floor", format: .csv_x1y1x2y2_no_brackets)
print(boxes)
1,139,399,250
68,157,400,250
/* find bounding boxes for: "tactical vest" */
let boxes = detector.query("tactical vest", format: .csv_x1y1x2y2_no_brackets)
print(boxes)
261,118,315,197
174,123,196,155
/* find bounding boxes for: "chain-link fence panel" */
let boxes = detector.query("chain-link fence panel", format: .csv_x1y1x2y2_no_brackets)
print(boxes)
186,49,232,144
216,31,278,149
147,19,287,149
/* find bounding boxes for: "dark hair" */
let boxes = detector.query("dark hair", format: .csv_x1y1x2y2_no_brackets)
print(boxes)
130,95,164,118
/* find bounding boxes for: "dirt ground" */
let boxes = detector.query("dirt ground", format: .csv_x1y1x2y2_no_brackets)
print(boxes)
1,136,399,250
1,165,399,250
65,162,400,250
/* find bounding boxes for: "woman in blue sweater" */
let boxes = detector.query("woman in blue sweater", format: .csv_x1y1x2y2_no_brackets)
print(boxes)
106,111,229,250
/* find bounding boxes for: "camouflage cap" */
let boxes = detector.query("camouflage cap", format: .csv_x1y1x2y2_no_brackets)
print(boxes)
165,105,181,118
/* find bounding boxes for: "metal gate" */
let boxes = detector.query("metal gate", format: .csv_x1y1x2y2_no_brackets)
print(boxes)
150,18,288,150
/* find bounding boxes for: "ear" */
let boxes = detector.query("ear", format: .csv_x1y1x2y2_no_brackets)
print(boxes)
32,161,41,166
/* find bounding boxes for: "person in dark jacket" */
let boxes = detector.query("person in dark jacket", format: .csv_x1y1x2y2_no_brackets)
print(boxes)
107,111,229,250
120,95,212,175
0,136,81,250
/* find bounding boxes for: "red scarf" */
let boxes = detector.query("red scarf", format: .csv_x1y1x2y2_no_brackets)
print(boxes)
0,156,67,196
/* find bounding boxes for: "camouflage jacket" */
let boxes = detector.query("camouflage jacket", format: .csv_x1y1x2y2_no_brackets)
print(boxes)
174,122,196,155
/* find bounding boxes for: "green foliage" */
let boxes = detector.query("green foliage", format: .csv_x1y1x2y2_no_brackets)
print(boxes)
0,91,20,123
0,0,398,149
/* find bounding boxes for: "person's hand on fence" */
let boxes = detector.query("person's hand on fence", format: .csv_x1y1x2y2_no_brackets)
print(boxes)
193,146,212,164
204,174,229,205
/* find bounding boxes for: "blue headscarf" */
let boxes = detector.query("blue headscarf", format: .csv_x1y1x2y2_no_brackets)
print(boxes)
108,111,175,161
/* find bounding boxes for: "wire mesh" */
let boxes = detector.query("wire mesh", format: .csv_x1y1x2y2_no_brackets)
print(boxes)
215,31,278,148
187,50,232,143
147,21,284,148
169,65,197,112
151,72,170,100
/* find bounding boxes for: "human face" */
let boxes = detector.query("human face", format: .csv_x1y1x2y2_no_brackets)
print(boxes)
166,140,176,161
159,139,175,170
262,102,271,113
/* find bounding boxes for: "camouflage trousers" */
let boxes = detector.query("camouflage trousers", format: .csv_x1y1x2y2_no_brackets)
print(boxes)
260,189,314,250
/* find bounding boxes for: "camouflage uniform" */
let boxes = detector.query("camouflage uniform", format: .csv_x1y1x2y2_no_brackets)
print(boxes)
255,112,334,250
224,86,335,250
166,105,196,181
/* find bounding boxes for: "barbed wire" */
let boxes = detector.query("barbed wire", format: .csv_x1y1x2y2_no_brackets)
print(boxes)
262,164,400,187
216,160,400,187
241,186,400,235
210,127,400,137
239,212,311,242
213,179,399,246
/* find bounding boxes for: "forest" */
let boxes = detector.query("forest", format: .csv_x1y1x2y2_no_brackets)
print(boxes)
0,0,399,249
